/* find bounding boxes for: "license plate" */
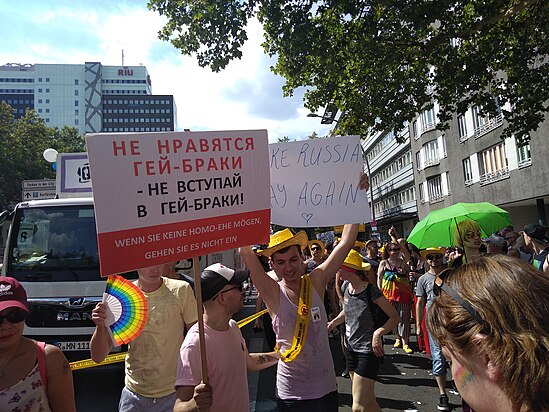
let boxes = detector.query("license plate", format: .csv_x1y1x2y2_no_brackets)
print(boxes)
56,341,90,351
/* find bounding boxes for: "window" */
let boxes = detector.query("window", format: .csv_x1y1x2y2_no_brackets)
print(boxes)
75,100,79,106
517,142,532,167
419,182,424,203
472,106,487,132
75,90,79,96
478,143,509,185
38,99,42,104
441,135,447,157
446,173,451,195
416,151,422,170
45,109,49,113
463,158,473,185
423,140,439,167
75,79,79,85
46,78,50,82
75,109,79,115
427,175,443,202
458,115,468,141
45,99,49,104
420,108,436,132
75,119,79,125
38,88,42,93
46,88,49,93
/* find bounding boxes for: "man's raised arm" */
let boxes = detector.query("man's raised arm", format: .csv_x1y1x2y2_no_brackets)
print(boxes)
239,246,281,313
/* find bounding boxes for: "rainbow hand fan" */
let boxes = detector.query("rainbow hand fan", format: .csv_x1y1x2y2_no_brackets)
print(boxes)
103,275,148,347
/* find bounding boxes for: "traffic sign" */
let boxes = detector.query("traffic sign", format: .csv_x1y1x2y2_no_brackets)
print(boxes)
22,189,56,200
22,179,56,189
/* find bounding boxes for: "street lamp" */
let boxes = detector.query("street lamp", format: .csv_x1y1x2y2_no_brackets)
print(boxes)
307,113,377,222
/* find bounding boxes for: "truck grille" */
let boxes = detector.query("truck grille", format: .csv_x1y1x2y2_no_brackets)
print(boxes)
26,297,102,328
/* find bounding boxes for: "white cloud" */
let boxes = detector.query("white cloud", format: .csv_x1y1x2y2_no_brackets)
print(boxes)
0,1,333,142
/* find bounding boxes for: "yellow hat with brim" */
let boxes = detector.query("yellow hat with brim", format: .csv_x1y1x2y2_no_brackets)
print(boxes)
353,240,365,250
308,240,325,255
260,228,308,257
420,247,446,260
341,249,371,272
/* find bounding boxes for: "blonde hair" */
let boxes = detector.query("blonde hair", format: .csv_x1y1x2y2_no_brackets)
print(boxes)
453,219,481,247
427,255,549,411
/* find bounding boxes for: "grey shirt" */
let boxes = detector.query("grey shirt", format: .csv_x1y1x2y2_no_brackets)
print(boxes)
342,282,383,353
416,272,437,308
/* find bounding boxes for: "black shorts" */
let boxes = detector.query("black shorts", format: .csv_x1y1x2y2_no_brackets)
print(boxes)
345,348,380,380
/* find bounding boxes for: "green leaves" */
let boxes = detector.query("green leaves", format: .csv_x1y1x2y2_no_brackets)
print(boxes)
148,0,548,142
0,104,85,209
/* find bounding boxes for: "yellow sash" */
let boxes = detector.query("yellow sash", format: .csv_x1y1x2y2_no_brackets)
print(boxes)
276,274,312,362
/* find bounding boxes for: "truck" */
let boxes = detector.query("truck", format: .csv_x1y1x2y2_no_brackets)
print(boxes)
1,159,242,361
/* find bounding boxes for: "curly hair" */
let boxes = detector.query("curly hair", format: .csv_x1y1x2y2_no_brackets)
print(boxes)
427,255,549,411
453,219,482,247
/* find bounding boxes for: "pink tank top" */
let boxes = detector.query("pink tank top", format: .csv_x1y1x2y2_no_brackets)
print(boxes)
273,283,337,400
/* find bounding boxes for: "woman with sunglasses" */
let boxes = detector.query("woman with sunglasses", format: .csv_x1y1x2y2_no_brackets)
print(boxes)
0,277,76,412
427,255,549,412
328,250,399,412
377,242,413,353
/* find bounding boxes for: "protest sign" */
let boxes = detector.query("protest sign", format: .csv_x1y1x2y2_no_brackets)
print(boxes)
86,130,270,276
269,135,371,227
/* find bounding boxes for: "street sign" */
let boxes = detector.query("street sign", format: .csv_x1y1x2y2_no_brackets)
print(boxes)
22,189,56,200
22,179,56,189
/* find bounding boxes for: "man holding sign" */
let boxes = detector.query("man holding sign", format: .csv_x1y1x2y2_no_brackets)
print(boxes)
90,264,198,412
239,173,368,412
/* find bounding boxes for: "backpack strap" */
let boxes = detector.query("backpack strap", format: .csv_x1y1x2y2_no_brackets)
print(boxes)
36,341,48,392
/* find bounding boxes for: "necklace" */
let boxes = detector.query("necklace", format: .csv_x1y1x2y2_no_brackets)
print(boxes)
0,341,22,377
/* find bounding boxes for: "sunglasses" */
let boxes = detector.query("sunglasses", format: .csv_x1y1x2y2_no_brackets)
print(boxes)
213,284,243,300
0,309,28,324
310,247,320,251
426,254,443,260
433,269,490,335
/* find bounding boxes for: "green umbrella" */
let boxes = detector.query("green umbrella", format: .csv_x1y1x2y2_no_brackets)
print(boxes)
407,202,512,249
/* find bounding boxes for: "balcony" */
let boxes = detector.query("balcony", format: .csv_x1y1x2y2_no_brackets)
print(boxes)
423,157,440,168
429,193,444,204
518,158,532,169
479,167,510,186
474,114,503,139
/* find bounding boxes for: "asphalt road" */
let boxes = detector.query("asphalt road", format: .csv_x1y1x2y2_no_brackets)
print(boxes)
73,296,463,411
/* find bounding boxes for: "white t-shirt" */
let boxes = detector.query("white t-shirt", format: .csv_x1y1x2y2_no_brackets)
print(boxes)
175,320,249,412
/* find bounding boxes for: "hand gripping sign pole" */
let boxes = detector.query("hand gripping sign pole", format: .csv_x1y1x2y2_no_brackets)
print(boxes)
192,256,209,390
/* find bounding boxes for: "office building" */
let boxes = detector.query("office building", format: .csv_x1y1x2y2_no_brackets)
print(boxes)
0,62,177,134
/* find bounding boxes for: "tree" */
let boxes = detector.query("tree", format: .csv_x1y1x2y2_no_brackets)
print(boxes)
277,136,291,142
0,104,85,209
148,0,548,144
308,131,320,139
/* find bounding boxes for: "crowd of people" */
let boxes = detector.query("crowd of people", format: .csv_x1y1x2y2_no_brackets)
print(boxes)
1,213,548,412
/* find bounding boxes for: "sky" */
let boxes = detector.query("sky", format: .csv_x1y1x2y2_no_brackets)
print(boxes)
0,1,334,142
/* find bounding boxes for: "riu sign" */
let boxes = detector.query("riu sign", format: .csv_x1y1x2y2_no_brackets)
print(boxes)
118,69,134,76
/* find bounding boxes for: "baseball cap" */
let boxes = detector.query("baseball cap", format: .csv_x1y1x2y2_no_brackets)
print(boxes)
0,277,29,312
201,263,249,302
504,231,520,240
482,234,507,248
523,224,549,243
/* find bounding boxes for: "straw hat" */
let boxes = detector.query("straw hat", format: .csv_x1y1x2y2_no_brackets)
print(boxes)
260,228,308,257
341,250,371,272
308,240,325,255
419,247,446,260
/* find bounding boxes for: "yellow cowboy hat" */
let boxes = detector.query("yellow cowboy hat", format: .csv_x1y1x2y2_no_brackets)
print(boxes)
259,228,308,257
308,240,325,255
341,249,371,272
419,247,446,260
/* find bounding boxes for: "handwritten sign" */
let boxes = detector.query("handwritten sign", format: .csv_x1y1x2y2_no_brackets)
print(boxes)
269,135,370,227
86,130,270,276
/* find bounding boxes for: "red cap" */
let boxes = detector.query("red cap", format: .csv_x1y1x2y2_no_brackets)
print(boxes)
0,277,29,312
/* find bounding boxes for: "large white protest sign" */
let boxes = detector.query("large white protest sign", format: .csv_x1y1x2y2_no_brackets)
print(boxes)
269,135,371,227
86,130,270,276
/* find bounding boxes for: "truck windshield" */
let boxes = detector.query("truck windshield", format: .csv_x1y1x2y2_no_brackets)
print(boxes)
8,204,101,281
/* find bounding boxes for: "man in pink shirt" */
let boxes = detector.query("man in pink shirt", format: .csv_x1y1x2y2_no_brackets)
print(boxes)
174,263,279,412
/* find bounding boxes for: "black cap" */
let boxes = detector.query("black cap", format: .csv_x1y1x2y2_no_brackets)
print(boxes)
523,224,549,243
201,263,249,301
